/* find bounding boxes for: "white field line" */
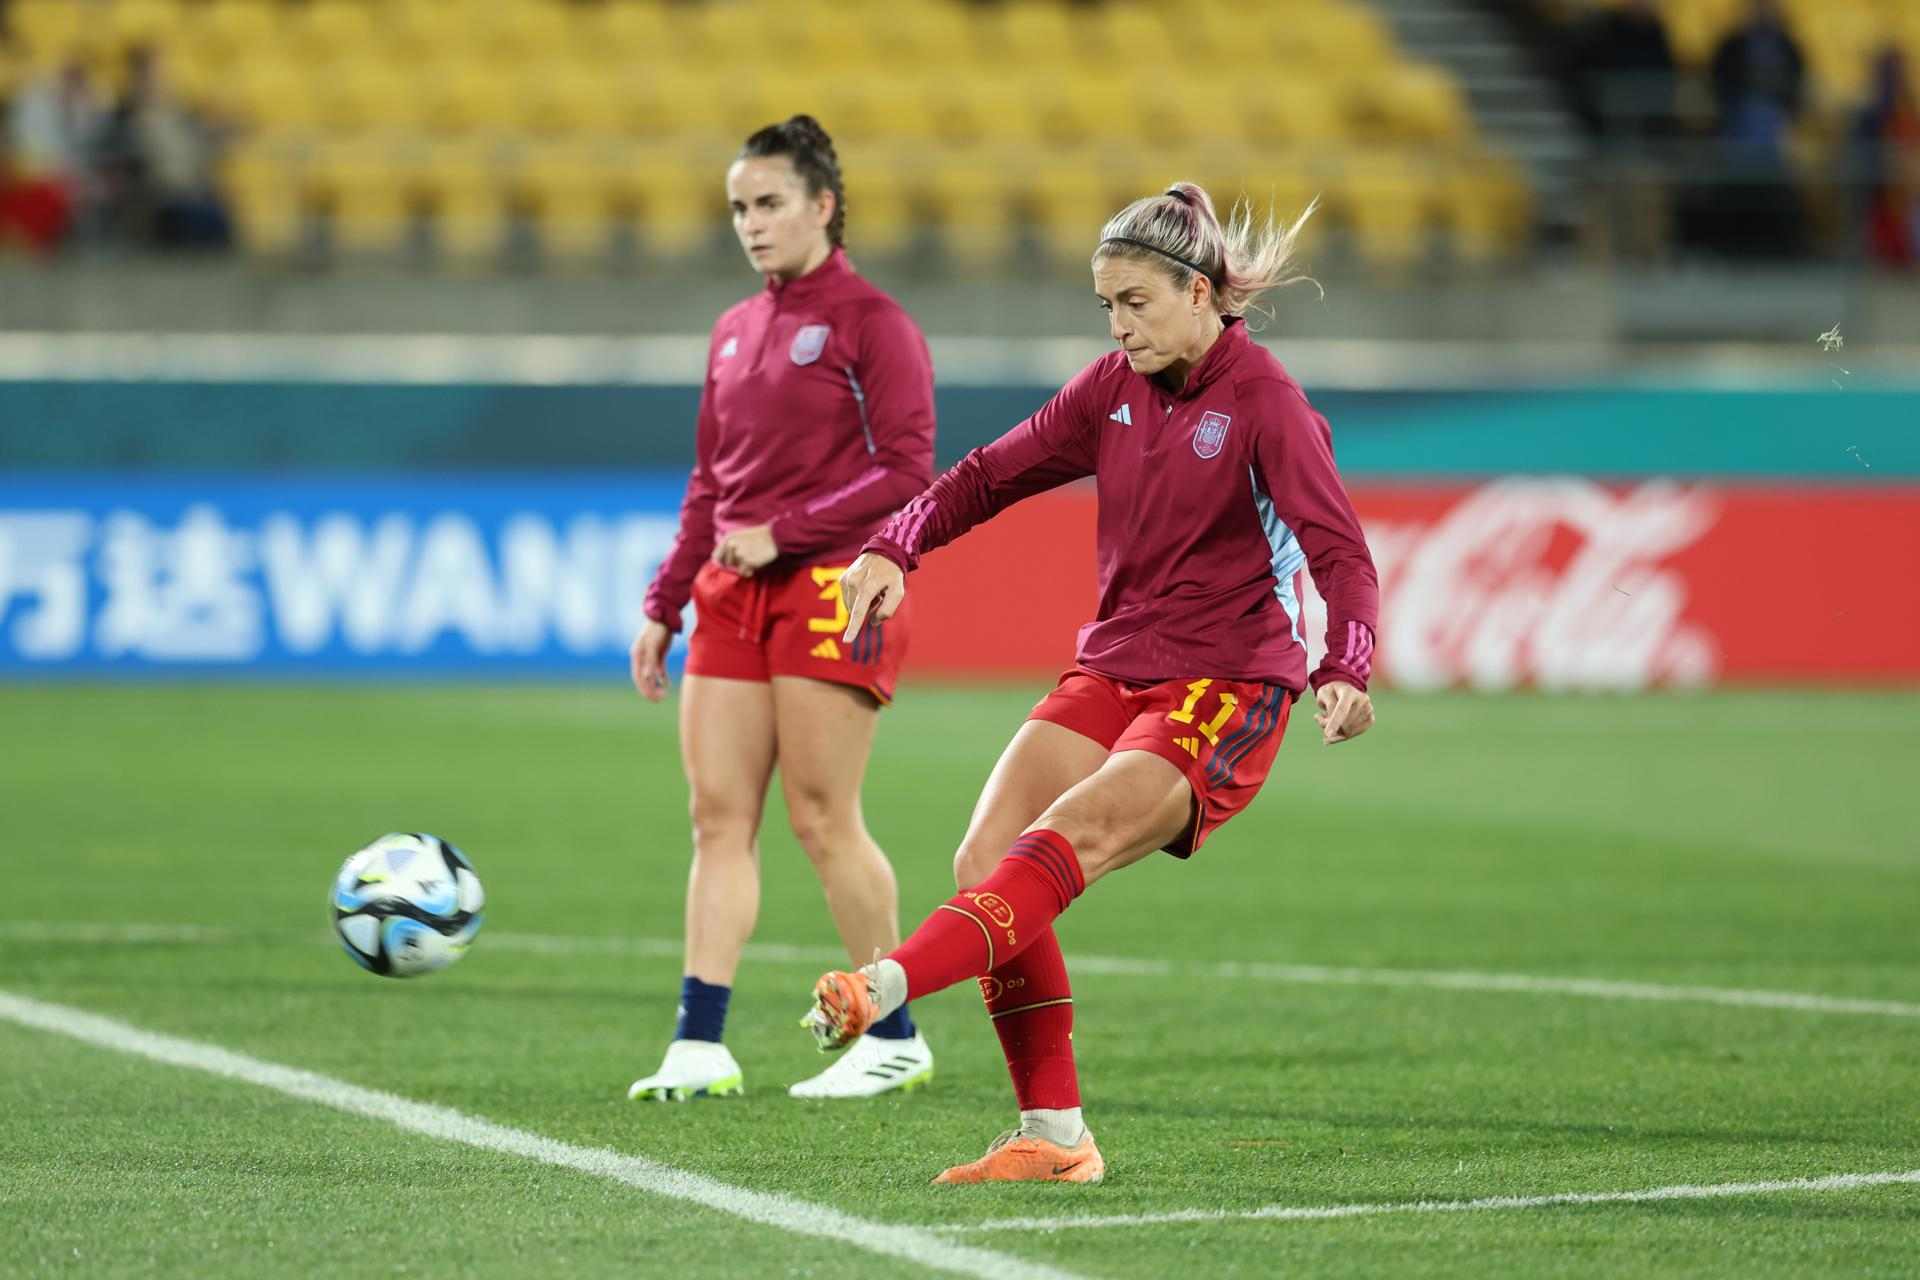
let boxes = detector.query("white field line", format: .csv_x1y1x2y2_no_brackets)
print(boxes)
0,990,1083,1280
931,1168,1920,1234
5,921,1918,1021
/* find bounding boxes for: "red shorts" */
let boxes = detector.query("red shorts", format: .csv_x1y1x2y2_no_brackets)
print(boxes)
1029,666,1293,857
685,560,907,704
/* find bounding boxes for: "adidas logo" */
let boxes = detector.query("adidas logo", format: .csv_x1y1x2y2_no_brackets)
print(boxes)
1108,404,1132,425
810,637,841,660
862,1055,926,1080
1173,736,1200,758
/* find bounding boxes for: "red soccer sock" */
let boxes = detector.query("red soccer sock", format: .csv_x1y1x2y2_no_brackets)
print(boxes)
981,925,1080,1111
892,830,1085,1001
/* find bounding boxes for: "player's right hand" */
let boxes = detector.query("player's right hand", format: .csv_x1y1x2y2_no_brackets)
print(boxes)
630,620,672,702
840,553,905,644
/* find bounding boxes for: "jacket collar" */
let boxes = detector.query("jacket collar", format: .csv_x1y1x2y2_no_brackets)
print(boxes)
1160,315,1248,400
765,246,852,301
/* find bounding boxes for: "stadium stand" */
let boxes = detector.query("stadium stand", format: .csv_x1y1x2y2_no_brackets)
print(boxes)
0,0,1534,271
1551,0,1920,105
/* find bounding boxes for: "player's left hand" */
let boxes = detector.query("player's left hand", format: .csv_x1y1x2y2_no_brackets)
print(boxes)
1313,680,1374,745
712,525,779,576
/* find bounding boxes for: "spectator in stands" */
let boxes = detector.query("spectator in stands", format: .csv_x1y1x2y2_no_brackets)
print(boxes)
1853,48,1920,268
5,56,103,246
1709,0,1804,131
1575,0,1676,144
0,129,77,255
99,46,233,251
1574,0,1678,261
1700,0,1807,255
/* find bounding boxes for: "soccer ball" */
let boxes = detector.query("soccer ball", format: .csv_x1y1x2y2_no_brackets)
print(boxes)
330,832,484,978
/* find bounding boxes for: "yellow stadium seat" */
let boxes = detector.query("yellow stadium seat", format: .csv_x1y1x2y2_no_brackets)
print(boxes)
193,1,284,67
517,139,616,262
975,3,1086,68
786,79,889,146
752,69,839,137
310,136,413,255
1031,166,1125,268
7,0,101,65
384,0,464,64
316,57,422,134
1337,157,1435,271
421,139,509,263
862,75,944,144
1355,63,1472,144
841,163,915,258
693,3,783,74
576,3,688,68
522,62,636,138
923,147,1022,266
468,2,582,68
107,0,184,55
1438,160,1530,265
163,44,229,114
628,66,738,143
1238,2,1392,69
632,149,722,258
1032,78,1133,147
909,78,1001,148
221,139,307,256
1231,78,1349,146
879,5,976,66
1663,0,1744,65
227,59,325,132
790,8,887,71
1098,6,1176,60
1796,7,1885,103
422,64,527,135
285,0,379,65
1127,84,1209,150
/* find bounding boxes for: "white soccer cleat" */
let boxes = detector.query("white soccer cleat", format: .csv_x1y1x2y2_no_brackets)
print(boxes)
787,1032,934,1099
626,1039,744,1102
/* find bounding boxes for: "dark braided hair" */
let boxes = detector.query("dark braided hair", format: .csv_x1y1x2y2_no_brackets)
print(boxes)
739,114,846,248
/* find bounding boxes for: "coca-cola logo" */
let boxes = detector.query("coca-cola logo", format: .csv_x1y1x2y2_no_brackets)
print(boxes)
1300,479,1720,691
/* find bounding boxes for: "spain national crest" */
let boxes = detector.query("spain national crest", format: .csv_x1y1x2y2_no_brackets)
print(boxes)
1192,410,1232,459
789,324,831,366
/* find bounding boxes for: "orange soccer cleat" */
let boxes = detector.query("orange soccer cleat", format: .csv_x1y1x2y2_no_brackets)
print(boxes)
801,968,878,1051
932,1131,1105,1185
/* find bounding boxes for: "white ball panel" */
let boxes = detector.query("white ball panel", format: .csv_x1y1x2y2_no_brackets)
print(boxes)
337,913,380,957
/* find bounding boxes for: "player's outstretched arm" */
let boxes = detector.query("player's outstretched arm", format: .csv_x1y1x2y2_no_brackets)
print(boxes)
839,553,905,644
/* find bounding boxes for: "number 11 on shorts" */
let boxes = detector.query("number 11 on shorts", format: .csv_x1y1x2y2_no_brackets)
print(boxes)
1168,679,1239,744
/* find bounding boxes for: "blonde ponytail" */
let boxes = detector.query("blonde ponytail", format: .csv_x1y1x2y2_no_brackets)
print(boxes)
1094,182,1320,325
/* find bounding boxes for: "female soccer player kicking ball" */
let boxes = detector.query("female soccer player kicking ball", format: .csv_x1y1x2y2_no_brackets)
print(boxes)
627,116,938,1101
802,183,1378,1180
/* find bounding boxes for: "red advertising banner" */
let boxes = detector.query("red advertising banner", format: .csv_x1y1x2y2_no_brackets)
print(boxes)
905,481,1920,687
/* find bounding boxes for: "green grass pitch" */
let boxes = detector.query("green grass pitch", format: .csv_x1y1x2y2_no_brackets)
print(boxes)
2,683,1917,1278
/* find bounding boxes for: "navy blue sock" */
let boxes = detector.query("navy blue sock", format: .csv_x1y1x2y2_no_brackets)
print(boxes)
674,976,730,1043
868,1001,917,1041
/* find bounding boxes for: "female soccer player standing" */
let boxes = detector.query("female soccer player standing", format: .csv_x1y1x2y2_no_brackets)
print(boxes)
627,116,937,1101
804,184,1378,1178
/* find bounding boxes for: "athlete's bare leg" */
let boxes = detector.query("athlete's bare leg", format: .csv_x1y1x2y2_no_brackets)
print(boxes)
952,719,1110,888
1027,748,1192,888
770,676,897,967
679,674,778,986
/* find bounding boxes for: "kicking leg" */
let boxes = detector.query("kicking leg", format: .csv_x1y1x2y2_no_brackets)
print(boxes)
808,746,1188,1036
